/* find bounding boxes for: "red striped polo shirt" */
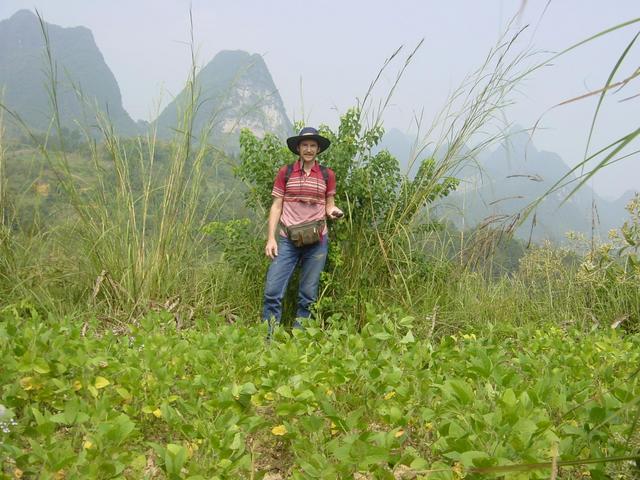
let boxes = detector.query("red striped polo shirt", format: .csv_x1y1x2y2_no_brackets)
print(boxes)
272,160,336,235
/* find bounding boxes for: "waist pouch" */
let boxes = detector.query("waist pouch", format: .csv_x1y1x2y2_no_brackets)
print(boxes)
282,220,325,247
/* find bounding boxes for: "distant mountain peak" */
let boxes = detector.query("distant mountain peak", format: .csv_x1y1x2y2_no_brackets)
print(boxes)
0,8,39,25
155,49,291,146
0,10,138,136
211,49,257,62
441,135,632,242
7,8,37,22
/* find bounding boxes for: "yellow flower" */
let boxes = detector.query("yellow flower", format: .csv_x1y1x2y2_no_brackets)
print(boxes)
34,181,49,196
72,380,83,391
452,462,464,479
271,425,287,436
19,377,35,391
82,440,94,450
152,408,162,418
384,391,396,400
13,468,23,479
187,443,196,458
326,389,334,396
394,429,405,438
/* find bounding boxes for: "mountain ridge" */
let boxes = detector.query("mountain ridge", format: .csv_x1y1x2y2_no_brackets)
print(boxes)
0,11,292,144
377,127,636,242
154,49,292,147
0,9,138,136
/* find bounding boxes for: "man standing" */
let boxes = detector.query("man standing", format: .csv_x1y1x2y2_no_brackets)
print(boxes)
262,127,343,332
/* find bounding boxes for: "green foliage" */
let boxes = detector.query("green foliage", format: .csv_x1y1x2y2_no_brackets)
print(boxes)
516,241,579,302
237,109,458,229
1,20,639,478
235,130,288,212
202,218,265,282
18,127,88,153
1,304,639,478
574,193,640,330
234,109,459,323
0,77,245,319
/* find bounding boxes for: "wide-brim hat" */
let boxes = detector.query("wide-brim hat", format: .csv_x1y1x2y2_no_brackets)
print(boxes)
286,127,331,155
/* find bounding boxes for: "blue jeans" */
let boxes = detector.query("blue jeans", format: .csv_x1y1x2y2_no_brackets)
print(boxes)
262,235,328,327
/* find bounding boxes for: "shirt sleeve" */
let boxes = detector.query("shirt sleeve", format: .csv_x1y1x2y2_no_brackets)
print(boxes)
325,168,336,197
271,165,288,198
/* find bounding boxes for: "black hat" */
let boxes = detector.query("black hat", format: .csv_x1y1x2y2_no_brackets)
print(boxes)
286,127,331,155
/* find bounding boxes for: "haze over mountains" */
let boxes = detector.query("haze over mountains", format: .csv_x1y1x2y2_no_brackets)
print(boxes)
155,50,291,147
0,9,139,135
379,128,636,242
0,10,290,142
1,9,634,242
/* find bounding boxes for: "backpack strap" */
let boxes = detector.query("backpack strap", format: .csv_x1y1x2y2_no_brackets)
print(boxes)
283,163,330,191
284,163,294,186
319,165,329,185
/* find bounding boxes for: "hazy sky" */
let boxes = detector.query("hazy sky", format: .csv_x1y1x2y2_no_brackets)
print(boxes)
1,1,638,198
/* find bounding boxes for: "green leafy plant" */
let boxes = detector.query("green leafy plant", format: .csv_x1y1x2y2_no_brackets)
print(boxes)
1,304,639,478
234,108,459,325
575,193,640,330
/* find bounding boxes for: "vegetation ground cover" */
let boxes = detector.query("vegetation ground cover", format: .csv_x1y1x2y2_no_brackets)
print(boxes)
1,305,638,479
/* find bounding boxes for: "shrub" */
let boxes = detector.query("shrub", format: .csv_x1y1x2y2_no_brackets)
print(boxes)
231,109,458,325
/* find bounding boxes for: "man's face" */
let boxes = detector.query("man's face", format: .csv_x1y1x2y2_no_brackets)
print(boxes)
298,139,319,162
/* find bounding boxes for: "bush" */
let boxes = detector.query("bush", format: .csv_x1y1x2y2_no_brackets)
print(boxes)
231,109,458,326
575,194,640,330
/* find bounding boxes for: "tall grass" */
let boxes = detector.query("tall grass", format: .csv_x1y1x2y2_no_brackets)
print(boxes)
522,17,640,220
303,26,544,327
0,92,6,229
0,10,637,335
0,13,226,321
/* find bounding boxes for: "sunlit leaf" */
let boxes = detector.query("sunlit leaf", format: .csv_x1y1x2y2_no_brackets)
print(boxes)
94,376,110,389
19,377,35,391
116,387,132,401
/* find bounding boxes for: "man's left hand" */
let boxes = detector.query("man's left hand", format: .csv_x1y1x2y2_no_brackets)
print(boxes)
327,207,344,219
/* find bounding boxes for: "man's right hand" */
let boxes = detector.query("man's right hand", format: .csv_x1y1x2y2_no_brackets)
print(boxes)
265,238,278,259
